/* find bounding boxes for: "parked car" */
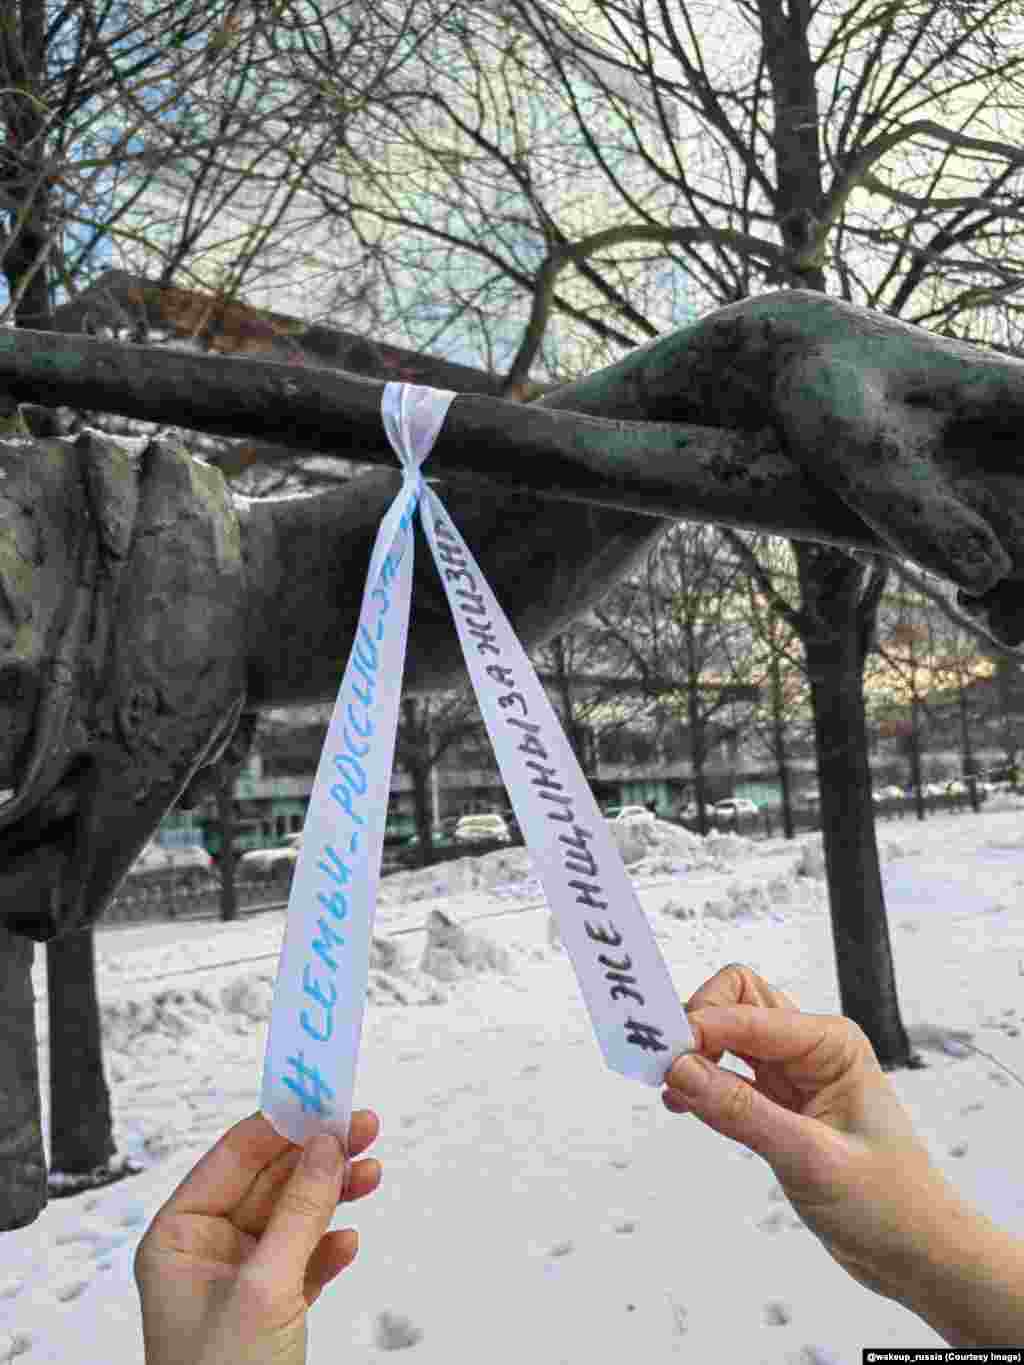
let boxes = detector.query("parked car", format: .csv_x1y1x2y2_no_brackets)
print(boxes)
602,804,656,823
454,813,511,845
385,828,459,871
872,785,904,803
712,798,759,820
126,839,215,890
403,829,457,850
239,832,303,876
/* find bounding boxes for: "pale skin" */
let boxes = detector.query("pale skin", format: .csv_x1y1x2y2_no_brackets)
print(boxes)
134,1109,382,1365
134,965,1023,1359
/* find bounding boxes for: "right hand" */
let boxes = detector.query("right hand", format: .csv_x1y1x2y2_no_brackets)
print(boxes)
662,964,961,1300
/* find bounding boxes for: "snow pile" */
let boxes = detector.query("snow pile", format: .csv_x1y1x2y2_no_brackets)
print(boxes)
661,864,826,924
796,838,827,879
880,839,916,861
603,817,760,877
101,984,240,1053
698,828,758,866
610,818,705,875
96,925,519,1058
379,847,541,906
418,908,514,981
380,819,766,908
699,873,825,923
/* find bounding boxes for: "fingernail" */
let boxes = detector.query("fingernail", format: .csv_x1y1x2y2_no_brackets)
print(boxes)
668,1053,712,1098
304,1134,343,1177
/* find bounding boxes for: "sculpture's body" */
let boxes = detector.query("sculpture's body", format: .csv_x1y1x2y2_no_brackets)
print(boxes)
3,286,1024,1229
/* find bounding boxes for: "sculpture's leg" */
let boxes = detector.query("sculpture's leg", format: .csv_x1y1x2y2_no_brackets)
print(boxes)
774,354,1011,596
0,924,47,1230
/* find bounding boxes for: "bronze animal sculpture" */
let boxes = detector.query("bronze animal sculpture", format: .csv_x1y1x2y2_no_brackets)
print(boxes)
2,287,1023,1230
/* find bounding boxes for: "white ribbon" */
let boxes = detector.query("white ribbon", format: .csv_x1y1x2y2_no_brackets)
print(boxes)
260,383,693,1149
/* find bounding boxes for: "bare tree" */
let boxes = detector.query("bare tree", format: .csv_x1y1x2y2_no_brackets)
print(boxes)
871,587,938,819
719,532,814,838
395,691,482,864
594,523,755,833
283,0,1024,1068
0,0,422,329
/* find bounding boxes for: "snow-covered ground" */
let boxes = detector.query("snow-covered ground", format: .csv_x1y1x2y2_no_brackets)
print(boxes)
3,804,1024,1364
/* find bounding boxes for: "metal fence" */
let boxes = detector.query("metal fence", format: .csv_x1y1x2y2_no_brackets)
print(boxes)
98,792,992,930
701,790,987,841
100,873,290,927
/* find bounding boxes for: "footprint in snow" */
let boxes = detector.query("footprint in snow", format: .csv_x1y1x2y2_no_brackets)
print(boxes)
758,1207,804,1234
667,1297,688,1336
374,1310,424,1350
54,1276,91,1303
763,1299,792,1325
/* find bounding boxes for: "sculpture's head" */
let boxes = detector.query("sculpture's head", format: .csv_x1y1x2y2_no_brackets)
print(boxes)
0,431,246,942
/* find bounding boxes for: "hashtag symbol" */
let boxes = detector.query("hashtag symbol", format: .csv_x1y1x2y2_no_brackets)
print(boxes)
625,1019,669,1054
281,1050,336,1115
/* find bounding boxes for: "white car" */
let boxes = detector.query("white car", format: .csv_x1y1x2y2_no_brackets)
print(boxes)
603,805,656,823
872,785,904,803
239,832,303,874
453,813,511,845
712,798,759,819
127,840,214,887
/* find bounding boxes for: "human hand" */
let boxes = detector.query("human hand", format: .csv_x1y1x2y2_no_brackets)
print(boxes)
134,1110,382,1365
662,965,963,1300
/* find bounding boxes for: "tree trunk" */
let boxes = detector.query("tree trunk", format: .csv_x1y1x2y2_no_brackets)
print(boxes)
996,657,1020,774
45,926,116,1176
770,648,795,839
686,671,712,835
796,547,922,1071
548,634,589,768
217,775,239,922
910,696,926,822
0,924,47,1230
958,682,981,813
402,698,436,867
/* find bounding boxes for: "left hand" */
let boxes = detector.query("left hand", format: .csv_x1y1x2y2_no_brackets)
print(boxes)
134,1109,383,1365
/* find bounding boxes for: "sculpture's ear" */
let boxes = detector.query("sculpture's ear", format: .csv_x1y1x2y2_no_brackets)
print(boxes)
4,435,249,942
76,427,144,566
66,436,248,933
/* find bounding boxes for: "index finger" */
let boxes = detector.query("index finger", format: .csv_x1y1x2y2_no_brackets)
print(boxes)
684,964,799,1063
669,1003,863,1096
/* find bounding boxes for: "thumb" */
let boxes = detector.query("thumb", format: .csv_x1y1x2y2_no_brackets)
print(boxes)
664,1053,830,1183
247,1134,348,1283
